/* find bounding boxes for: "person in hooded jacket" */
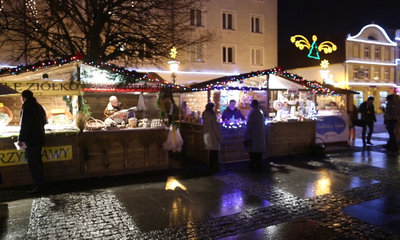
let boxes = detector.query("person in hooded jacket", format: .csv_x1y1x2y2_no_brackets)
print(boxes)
202,102,223,171
245,99,266,169
17,90,47,194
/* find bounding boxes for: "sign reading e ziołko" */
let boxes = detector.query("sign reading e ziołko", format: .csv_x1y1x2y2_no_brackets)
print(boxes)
1,81,81,96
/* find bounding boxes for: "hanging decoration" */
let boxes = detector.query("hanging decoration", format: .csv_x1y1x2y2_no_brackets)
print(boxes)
290,35,337,60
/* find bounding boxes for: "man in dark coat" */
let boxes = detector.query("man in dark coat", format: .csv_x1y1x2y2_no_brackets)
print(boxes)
17,90,47,194
358,96,377,147
221,99,244,122
244,99,266,169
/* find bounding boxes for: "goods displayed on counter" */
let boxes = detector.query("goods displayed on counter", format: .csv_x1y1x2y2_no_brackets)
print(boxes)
0,103,13,126
47,114,73,125
138,118,150,128
85,118,105,130
0,112,10,125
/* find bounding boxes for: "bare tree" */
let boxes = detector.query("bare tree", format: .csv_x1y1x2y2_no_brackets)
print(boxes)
0,0,216,67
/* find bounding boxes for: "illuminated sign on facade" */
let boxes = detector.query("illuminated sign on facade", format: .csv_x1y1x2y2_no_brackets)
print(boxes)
290,35,337,60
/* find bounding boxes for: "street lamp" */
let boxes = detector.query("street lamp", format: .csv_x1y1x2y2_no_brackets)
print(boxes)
168,47,180,84
168,60,180,84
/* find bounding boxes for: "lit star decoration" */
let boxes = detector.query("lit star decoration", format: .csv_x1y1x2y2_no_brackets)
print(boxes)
290,35,337,60
170,47,178,59
320,59,329,69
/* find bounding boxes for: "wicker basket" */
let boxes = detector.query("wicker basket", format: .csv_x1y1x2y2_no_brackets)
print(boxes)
85,118,105,130
0,105,13,125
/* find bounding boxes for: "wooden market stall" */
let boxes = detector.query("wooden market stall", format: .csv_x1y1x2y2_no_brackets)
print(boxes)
176,68,322,164
0,59,180,188
0,62,82,188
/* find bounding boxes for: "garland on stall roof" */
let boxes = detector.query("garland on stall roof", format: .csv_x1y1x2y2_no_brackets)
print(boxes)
0,53,191,90
190,67,357,95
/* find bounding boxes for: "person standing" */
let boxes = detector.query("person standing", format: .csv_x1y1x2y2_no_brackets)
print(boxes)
221,99,244,122
244,99,266,169
202,102,223,171
17,90,47,194
348,104,358,141
384,94,400,151
358,96,377,147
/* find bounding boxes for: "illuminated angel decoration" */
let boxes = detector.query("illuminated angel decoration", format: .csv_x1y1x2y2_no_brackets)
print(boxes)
290,35,337,60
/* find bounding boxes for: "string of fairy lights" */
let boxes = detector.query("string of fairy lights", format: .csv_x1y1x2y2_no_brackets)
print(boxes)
0,54,356,94
26,0,39,25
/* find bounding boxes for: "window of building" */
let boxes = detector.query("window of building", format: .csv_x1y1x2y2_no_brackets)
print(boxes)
374,68,380,79
251,15,262,33
222,11,235,30
251,47,263,66
364,46,370,58
364,67,370,79
353,67,358,79
190,9,202,26
375,47,380,59
189,43,204,62
384,68,389,80
353,44,360,58
222,45,235,63
385,48,390,60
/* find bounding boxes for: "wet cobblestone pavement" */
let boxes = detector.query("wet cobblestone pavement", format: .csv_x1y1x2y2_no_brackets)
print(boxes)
26,190,140,239
2,120,400,239
8,149,398,240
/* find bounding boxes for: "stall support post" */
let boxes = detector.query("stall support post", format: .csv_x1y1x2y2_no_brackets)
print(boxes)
207,89,211,103
265,74,270,118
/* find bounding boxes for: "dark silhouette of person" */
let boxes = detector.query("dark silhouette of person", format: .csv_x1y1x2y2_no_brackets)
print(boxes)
244,100,266,169
358,96,376,147
384,94,400,151
17,90,47,194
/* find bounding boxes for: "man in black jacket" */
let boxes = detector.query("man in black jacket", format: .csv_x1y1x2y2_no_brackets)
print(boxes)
358,96,377,147
17,90,47,194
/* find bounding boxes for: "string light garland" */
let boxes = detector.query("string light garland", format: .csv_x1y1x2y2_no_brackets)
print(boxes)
0,54,190,90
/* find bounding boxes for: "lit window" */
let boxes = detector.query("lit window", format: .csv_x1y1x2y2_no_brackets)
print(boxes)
190,9,202,26
364,67,369,79
251,15,262,33
190,44,204,62
251,47,263,66
375,47,380,59
374,68,380,79
384,68,389,80
222,11,235,30
353,67,358,79
364,47,370,58
222,45,235,63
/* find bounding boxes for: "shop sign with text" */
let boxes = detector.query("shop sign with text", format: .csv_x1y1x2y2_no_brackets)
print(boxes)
0,145,73,167
1,81,81,96
81,82,163,92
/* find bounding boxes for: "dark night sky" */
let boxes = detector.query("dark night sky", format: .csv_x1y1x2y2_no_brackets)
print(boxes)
278,0,400,69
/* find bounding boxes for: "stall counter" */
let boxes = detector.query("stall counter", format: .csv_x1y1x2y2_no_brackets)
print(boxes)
0,127,170,188
180,120,316,164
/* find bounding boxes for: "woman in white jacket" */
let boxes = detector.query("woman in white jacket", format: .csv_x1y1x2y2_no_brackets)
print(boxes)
202,102,223,171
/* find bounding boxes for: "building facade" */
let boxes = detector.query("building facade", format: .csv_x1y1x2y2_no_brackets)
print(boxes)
152,0,278,84
345,24,397,108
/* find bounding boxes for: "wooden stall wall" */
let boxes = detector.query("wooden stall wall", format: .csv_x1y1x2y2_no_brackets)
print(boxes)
0,133,81,188
266,121,316,157
81,128,169,177
0,95,71,126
